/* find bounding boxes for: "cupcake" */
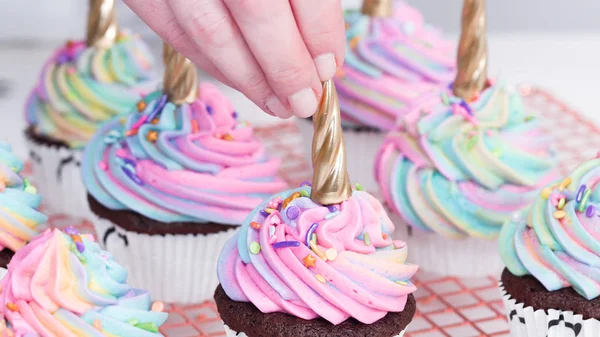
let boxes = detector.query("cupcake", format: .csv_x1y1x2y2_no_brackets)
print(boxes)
297,0,455,192
25,0,155,219
0,228,168,336
216,79,417,337
499,156,600,337
0,141,47,268
375,0,559,277
81,44,287,303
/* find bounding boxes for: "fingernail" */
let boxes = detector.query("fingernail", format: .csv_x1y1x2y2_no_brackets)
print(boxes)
288,88,318,118
266,95,293,119
314,53,337,82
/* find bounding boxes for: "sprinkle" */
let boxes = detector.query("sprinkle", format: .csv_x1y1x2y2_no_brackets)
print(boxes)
311,233,317,244
355,183,364,191
309,241,327,261
396,281,408,286
260,209,269,217
146,130,158,143
553,210,566,219
131,115,149,130
300,181,312,187
273,241,300,249
99,162,108,171
363,233,371,246
64,226,78,235
75,242,85,253
282,192,302,209
303,254,316,268
286,206,300,220
136,322,159,333
151,301,165,312
324,211,340,220
306,223,319,246
559,177,573,191
250,241,261,255
576,185,587,202
191,120,199,133
578,189,592,213
137,101,147,112
250,221,261,230
466,135,478,150
232,111,238,118
93,319,102,330
269,226,276,236
206,105,214,115
222,134,234,141
299,190,310,197
441,92,450,105
122,166,143,185
147,95,168,121
264,208,275,214
382,233,388,240
524,115,535,122
540,187,552,199
120,117,126,125
315,274,327,283
327,205,337,212
126,318,139,325
586,205,596,217
6,303,18,312
557,197,566,210
125,129,138,137
151,118,160,125
325,248,338,261
460,100,473,115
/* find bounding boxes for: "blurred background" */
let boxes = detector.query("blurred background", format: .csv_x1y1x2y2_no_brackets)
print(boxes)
1,0,600,156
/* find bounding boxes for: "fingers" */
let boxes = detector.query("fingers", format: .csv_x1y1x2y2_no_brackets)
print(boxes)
223,0,322,118
290,0,346,82
167,0,293,119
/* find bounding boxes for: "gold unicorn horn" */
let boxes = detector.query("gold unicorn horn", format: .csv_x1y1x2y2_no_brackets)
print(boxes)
86,0,119,48
453,0,488,100
310,79,353,205
361,0,393,17
163,43,199,104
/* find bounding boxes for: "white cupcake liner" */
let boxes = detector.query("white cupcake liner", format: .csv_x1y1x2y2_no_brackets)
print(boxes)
296,118,386,193
25,137,91,220
91,213,238,303
500,282,596,337
224,324,407,337
388,212,504,277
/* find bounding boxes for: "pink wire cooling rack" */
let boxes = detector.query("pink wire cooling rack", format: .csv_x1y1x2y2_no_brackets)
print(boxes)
33,87,599,337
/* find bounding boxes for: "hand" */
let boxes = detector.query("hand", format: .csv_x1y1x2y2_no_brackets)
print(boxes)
124,0,346,119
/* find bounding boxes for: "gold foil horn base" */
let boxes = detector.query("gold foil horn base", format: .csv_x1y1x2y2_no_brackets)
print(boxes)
361,0,393,17
310,80,353,205
452,0,488,100
86,0,119,48
162,43,199,104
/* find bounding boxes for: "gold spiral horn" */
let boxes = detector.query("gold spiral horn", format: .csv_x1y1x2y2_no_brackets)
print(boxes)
86,0,119,48
453,0,488,100
361,0,393,17
162,43,199,104
310,79,353,205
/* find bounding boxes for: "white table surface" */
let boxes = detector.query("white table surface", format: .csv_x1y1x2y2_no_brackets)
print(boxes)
1,33,599,158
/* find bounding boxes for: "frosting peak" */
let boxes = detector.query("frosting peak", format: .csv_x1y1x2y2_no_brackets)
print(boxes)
0,141,46,254
82,83,287,225
218,186,417,325
376,84,559,239
25,33,156,148
0,228,168,336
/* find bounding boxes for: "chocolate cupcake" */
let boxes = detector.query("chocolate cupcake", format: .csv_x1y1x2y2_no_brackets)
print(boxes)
24,0,155,219
499,156,600,336
82,44,287,303
216,80,417,337
0,141,46,268
297,0,455,192
0,228,168,336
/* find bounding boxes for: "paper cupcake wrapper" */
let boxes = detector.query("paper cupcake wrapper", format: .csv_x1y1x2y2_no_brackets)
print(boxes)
296,118,385,193
26,138,92,220
224,324,407,337
91,213,238,303
499,282,597,337
388,212,504,277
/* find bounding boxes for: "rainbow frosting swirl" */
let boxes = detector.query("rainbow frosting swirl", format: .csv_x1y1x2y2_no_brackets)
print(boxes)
376,83,559,239
336,1,455,130
25,32,155,149
500,157,600,300
0,228,168,336
82,83,287,225
217,186,418,325
0,141,46,254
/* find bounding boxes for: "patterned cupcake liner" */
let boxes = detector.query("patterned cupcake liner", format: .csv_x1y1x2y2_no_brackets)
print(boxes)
388,212,504,277
91,213,238,304
500,282,597,337
25,137,91,220
295,118,386,193
224,324,407,337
